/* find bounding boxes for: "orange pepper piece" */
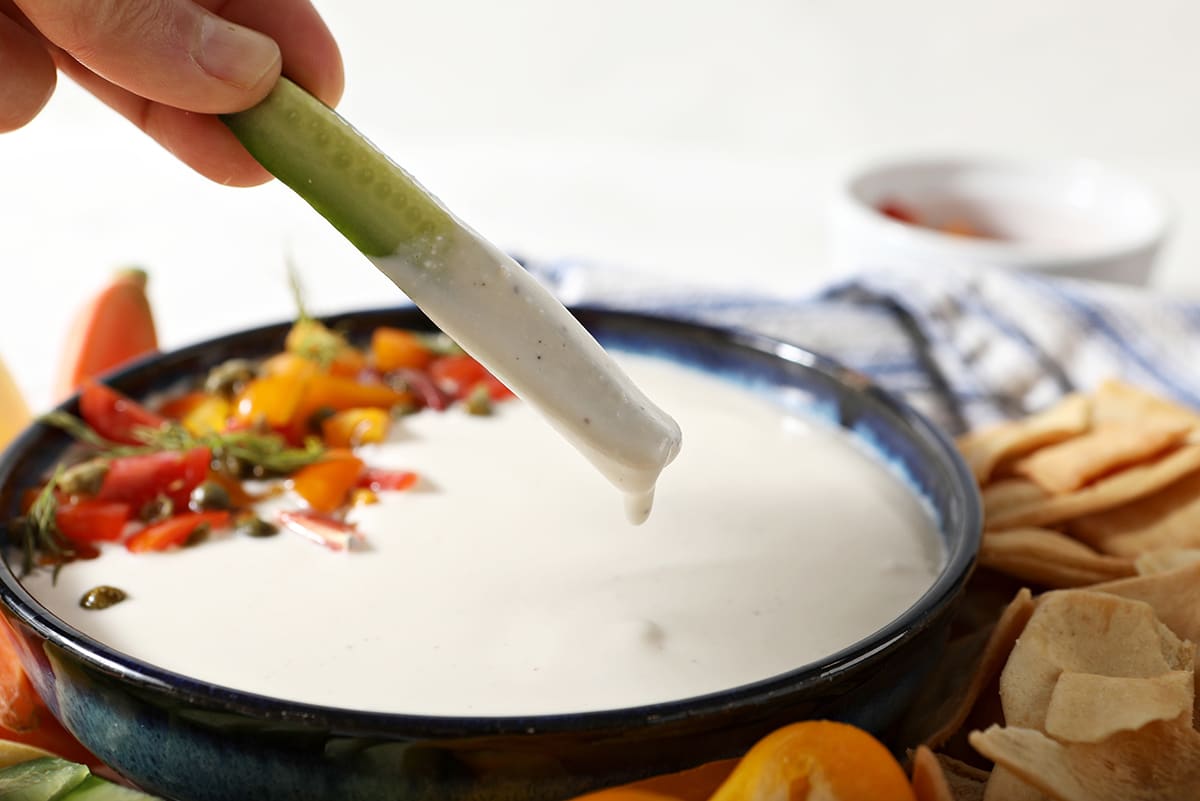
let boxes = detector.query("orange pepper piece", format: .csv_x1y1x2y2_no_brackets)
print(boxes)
292,373,412,429
371,327,435,371
328,346,368,377
260,352,315,378
290,451,364,513
709,721,915,801
233,356,315,428
321,407,391,448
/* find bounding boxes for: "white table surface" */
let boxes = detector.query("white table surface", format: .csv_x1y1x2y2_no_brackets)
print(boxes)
3,0,1200,409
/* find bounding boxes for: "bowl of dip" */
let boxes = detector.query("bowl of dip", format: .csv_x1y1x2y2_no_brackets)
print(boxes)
0,307,980,801
831,155,1171,285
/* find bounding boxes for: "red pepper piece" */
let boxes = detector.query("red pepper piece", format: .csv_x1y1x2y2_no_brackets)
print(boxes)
96,447,211,511
125,510,231,553
78,381,167,446
428,355,514,402
56,500,131,543
358,468,418,492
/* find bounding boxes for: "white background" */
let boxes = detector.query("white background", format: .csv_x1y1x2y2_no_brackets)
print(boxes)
2,0,1198,407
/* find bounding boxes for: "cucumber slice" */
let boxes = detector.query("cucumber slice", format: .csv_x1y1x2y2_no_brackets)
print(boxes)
62,775,160,800
221,78,455,258
0,756,89,801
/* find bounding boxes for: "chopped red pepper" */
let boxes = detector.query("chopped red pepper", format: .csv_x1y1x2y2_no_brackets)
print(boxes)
125,510,231,553
78,381,167,446
55,500,131,543
429,355,513,402
96,447,211,511
358,468,418,492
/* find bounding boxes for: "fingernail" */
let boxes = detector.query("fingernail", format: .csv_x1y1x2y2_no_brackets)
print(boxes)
196,17,280,89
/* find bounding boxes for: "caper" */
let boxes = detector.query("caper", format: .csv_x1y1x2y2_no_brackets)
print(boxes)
236,514,278,538
307,406,336,433
184,523,212,547
204,358,259,398
139,494,174,523
58,459,109,497
80,585,127,610
464,383,493,416
189,480,231,511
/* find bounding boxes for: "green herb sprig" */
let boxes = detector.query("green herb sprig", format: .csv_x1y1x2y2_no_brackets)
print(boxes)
11,467,75,578
40,412,326,478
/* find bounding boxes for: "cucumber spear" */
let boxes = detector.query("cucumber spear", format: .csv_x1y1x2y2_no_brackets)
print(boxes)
221,79,680,522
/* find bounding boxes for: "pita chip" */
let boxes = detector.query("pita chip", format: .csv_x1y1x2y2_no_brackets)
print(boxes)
957,395,1090,483
1012,422,1189,495
979,529,1135,588
986,443,1200,530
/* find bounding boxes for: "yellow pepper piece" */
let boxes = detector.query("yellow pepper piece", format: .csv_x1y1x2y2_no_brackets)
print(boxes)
321,407,390,448
182,395,232,436
0,358,31,451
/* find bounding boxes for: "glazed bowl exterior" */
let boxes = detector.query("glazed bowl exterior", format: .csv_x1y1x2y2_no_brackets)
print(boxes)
0,308,981,801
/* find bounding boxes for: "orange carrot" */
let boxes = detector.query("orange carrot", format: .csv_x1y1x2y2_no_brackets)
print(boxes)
571,759,738,801
0,620,99,767
54,268,158,400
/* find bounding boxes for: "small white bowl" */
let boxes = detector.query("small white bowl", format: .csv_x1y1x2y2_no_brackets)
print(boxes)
830,156,1171,285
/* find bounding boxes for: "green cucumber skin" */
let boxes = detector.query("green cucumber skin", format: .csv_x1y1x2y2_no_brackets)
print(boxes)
0,757,89,801
62,775,160,800
221,78,456,259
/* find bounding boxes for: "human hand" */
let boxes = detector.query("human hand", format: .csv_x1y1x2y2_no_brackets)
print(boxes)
1,0,344,186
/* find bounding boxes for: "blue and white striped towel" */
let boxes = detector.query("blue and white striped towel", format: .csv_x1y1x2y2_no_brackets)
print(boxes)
528,261,1200,437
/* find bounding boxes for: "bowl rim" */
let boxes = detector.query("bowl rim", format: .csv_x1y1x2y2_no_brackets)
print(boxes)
839,153,1173,269
0,306,981,736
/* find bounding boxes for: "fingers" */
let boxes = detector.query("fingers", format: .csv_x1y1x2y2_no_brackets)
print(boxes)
196,0,344,107
15,0,282,114
0,9,55,132
10,0,344,184
55,53,272,186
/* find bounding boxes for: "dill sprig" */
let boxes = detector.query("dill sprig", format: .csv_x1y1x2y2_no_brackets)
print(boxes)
152,425,326,477
285,263,348,370
12,467,75,578
39,412,326,477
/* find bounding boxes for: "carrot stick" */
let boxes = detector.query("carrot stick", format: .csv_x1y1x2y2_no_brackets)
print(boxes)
0,620,99,767
54,268,158,400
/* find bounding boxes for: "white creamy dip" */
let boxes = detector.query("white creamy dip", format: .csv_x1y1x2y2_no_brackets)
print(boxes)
371,228,682,523
23,355,942,716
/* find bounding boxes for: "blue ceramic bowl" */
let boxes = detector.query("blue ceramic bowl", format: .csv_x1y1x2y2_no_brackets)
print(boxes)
0,308,980,801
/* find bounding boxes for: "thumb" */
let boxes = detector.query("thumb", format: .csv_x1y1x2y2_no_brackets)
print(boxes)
15,0,281,113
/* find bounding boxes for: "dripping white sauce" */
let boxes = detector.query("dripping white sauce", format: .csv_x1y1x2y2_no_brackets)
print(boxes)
22,355,942,716
370,227,681,523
